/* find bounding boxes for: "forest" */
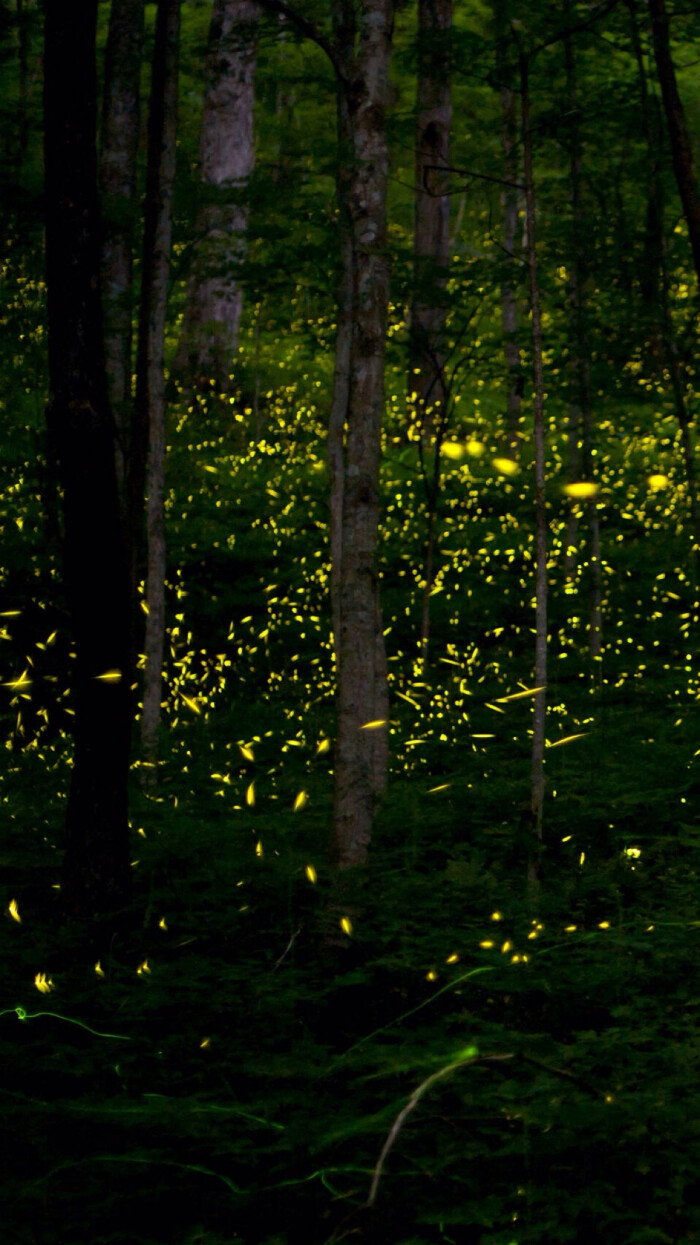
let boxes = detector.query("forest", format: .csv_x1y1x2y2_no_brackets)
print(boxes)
2,0,700,1241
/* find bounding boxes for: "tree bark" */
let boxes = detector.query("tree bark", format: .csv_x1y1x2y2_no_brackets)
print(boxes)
44,0,133,925
100,0,144,489
328,53,353,675
520,53,547,871
649,0,700,295
563,31,601,657
330,0,393,869
409,0,451,440
492,0,522,456
174,0,258,394
133,0,180,764
633,0,700,548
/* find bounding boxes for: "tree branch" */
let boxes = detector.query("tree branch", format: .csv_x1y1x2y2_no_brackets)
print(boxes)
255,0,344,80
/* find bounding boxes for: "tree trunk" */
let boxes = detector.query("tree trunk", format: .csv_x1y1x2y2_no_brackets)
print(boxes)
328,66,353,674
44,0,133,926
174,0,258,394
633,0,700,548
133,0,180,764
330,0,393,869
563,32,601,657
649,0,700,295
100,0,144,490
492,0,522,456
520,53,547,873
409,0,451,440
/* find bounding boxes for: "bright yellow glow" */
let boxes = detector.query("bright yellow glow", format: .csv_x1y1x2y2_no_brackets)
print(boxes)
34,973,54,994
180,694,201,714
496,685,546,702
648,473,669,491
340,916,353,935
305,864,317,884
255,840,263,857
293,790,308,811
492,457,519,477
426,970,438,980
466,439,485,457
441,441,464,460
547,733,587,749
95,961,105,978
359,719,386,730
563,482,599,499
8,899,21,923
94,669,122,683
246,781,255,807
239,744,255,761
4,669,31,690
479,940,494,948
316,738,330,754
158,917,168,930
491,912,503,921
136,960,151,975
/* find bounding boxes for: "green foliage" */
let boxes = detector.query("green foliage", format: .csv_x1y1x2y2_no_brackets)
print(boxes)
4,0,700,1240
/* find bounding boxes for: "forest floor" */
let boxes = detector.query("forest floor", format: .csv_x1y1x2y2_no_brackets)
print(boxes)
2,387,700,1244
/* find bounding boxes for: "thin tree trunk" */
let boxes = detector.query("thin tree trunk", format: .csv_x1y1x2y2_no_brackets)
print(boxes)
563,32,601,656
15,0,29,169
633,0,700,547
174,0,258,394
418,394,448,674
328,40,353,675
331,0,393,869
520,53,547,869
100,0,144,490
134,0,180,764
493,0,521,456
44,0,132,926
409,0,451,440
649,0,700,294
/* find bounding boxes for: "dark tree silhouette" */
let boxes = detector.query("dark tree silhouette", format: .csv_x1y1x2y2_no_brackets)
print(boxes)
44,0,133,926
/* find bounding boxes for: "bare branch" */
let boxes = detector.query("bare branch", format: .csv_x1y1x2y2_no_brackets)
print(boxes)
255,0,344,80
